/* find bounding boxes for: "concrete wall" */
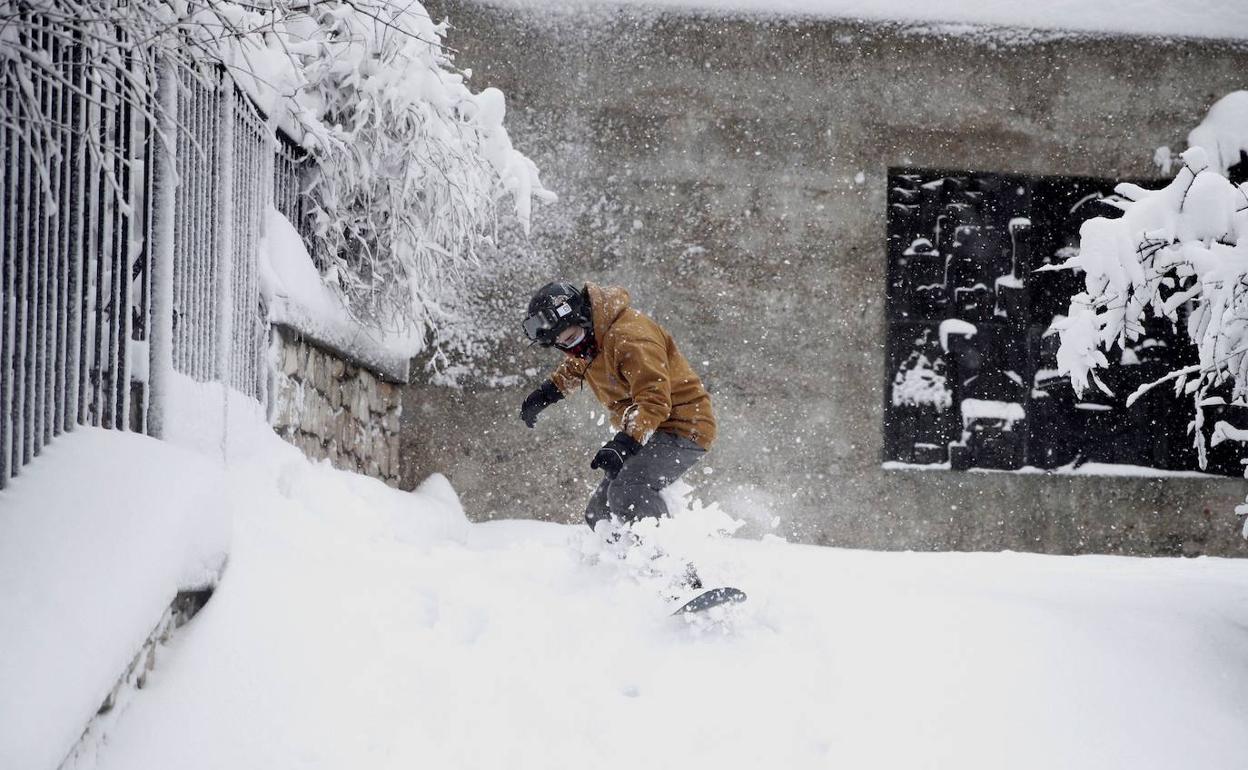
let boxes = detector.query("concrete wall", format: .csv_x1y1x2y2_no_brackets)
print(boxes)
402,3,1248,556
271,326,404,486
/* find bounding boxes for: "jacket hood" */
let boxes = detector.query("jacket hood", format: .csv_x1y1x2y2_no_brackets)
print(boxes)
586,283,631,341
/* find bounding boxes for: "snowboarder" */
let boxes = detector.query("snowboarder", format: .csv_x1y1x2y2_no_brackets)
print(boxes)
519,281,717,534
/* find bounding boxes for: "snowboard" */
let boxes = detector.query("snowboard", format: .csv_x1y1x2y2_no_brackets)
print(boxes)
671,586,747,615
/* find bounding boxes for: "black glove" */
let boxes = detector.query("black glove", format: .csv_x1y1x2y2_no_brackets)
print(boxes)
520,381,564,428
590,431,643,479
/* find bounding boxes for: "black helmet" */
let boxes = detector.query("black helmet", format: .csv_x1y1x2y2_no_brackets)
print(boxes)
523,281,591,347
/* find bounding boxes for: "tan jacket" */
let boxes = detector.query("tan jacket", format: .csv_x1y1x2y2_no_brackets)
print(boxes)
549,284,716,449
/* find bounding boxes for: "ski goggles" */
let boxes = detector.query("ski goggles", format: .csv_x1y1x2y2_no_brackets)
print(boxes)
522,302,574,344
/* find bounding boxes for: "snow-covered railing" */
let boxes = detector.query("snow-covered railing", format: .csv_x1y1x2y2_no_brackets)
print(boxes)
0,15,313,489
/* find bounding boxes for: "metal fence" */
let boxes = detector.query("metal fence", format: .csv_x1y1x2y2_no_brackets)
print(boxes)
1,18,150,487
170,68,279,401
274,131,311,246
1,19,310,489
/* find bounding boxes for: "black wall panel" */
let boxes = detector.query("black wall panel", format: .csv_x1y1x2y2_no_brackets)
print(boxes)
883,167,1242,477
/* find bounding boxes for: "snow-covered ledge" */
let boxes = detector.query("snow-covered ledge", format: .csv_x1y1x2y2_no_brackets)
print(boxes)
260,208,415,486
259,207,422,385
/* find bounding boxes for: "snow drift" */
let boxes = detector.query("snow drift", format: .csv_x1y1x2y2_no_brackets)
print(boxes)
0,429,228,770
53,420,1248,770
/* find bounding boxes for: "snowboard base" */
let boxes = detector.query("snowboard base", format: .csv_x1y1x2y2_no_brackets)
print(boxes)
671,586,747,615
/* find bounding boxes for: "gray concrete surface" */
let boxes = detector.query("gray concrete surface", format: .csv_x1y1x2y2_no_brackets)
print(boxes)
402,2,1248,556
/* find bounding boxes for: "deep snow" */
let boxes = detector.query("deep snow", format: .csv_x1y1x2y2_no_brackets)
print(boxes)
67,425,1248,770
0,428,227,770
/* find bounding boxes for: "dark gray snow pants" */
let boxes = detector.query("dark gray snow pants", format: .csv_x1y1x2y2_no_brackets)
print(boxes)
584,430,706,530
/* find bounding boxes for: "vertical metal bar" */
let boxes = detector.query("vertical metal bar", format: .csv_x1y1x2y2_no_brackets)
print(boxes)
88,61,103,427
206,75,219,383
47,20,64,441
33,18,50,453
238,108,249,394
282,150,291,219
112,44,133,430
171,68,180,376
82,64,101,427
81,49,96,426
233,102,244,393
196,74,207,382
217,74,234,394
26,20,41,457
272,146,281,221
172,68,186,376
121,55,133,423
185,75,197,379
16,53,32,467
95,62,115,429
191,74,205,380
134,75,155,435
234,101,243,393
250,109,263,396
127,49,152,434
30,20,47,457
254,114,263,393
52,27,70,438
147,57,178,440
245,117,255,394
67,29,86,429
259,115,275,399
184,69,195,379
101,56,118,429
1,59,13,486
197,75,209,382
208,74,220,384
42,13,56,443
200,73,208,381
43,17,61,444
193,76,203,381
42,18,54,443
105,51,120,429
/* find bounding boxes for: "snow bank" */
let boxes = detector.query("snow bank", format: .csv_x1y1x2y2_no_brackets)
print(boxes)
259,207,421,382
0,428,228,770
159,371,276,461
13,365,1242,770
480,0,1248,41
79,429,1248,770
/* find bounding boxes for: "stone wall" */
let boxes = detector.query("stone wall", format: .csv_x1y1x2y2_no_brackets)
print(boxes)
402,3,1248,556
271,325,403,485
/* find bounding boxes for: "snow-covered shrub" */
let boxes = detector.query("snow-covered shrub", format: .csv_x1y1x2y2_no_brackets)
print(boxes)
1046,100,1248,526
283,4,555,337
892,352,953,411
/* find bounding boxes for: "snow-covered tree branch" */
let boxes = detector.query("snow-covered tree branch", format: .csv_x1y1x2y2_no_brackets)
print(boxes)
3,0,553,356
1046,92,1248,524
